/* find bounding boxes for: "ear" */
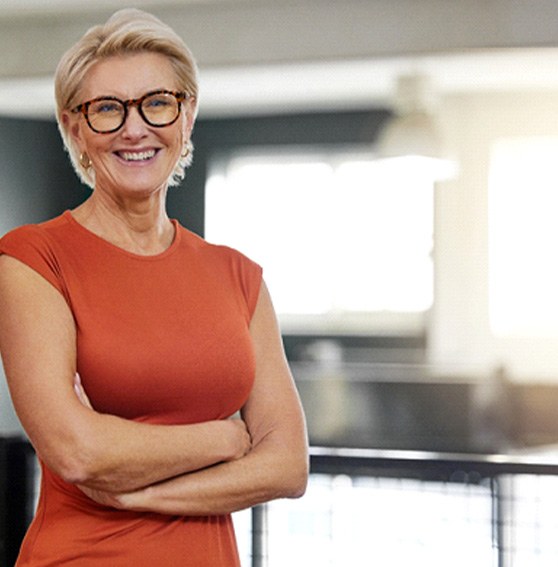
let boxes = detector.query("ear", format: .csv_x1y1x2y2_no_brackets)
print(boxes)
61,109,86,151
182,97,197,139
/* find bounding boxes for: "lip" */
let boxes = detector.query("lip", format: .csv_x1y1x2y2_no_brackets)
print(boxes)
113,147,160,164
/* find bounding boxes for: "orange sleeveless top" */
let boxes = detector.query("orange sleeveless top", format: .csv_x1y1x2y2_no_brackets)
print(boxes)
0,211,262,566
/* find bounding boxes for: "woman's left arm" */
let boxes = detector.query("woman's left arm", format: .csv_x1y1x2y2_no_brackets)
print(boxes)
84,281,309,515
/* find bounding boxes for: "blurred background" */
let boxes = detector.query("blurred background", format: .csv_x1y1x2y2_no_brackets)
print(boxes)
3,1,558,565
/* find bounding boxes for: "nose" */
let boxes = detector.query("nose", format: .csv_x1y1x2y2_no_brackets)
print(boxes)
120,105,148,138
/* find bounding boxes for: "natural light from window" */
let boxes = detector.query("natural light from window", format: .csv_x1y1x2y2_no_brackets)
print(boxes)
205,150,434,333
489,137,558,338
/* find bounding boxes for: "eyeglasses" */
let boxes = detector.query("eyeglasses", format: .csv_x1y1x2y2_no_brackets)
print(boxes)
72,90,189,134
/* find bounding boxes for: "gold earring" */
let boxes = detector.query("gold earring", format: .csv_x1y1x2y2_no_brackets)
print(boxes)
79,152,92,169
181,146,190,158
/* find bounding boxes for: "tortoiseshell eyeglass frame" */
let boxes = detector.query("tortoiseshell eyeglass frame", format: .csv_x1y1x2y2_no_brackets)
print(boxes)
72,90,189,134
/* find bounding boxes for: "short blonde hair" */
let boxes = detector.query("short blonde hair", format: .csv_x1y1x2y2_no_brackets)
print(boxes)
54,8,199,188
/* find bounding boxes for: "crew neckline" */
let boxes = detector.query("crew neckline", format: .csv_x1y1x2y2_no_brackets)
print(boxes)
62,210,181,261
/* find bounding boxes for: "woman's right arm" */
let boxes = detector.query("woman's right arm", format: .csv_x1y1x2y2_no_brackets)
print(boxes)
0,255,251,493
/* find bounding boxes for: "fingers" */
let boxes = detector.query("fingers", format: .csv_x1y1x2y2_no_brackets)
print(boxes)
231,418,252,459
73,373,93,409
78,484,126,509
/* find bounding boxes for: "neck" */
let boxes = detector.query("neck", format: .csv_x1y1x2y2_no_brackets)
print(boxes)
72,192,175,256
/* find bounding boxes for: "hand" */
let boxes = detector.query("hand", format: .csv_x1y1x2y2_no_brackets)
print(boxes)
78,484,127,509
79,483,152,513
73,373,93,409
227,418,252,460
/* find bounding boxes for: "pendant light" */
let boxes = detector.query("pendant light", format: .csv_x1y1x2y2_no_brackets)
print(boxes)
376,74,457,181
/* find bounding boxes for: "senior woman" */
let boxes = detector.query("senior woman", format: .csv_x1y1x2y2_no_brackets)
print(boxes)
0,8,308,567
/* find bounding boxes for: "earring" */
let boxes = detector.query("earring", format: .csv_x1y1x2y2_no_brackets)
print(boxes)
79,152,92,169
181,146,190,159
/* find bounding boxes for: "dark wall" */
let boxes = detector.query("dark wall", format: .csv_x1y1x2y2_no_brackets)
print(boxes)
0,116,88,231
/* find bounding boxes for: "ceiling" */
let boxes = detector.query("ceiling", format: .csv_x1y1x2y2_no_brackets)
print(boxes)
2,0,558,119
0,0,199,17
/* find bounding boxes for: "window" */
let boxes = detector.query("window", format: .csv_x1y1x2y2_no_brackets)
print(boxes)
206,149,434,334
489,137,558,338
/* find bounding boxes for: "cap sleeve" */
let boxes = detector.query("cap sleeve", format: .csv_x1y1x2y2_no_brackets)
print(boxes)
215,245,262,321
0,225,67,297
237,253,263,320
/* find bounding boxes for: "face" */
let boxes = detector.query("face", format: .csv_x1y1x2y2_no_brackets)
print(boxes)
65,52,195,200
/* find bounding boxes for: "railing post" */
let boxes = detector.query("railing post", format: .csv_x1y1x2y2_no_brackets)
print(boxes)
251,504,268,567
491,477,504,567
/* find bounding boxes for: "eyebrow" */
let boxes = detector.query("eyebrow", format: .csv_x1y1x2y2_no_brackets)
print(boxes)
84,88,175,102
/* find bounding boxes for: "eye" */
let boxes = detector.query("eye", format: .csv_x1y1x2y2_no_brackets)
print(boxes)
143,94,174,110
90,100,123,114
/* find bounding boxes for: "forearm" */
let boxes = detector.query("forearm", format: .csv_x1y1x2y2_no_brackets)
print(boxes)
55,409,249,493
119,435,308,516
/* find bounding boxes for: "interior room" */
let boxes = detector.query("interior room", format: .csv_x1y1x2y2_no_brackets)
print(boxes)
3,1,558,565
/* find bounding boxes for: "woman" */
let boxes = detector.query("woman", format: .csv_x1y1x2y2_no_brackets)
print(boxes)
0,8,308,566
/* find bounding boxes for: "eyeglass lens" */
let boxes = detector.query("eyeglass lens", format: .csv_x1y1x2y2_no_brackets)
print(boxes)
87,92,181,133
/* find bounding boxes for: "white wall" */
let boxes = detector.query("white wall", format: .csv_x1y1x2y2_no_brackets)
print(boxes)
3,0,558,79
430,90,558,382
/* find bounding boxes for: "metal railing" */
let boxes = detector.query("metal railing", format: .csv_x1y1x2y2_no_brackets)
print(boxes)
249,446,558,567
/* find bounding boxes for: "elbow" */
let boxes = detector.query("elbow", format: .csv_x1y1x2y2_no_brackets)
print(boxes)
58,465,89,487
286,461,309,499
49,448,95,486
42,431,101,486
59,445,101,486
276,454,309,500
262,434,309,500
291,473,308,499
283,479,307,500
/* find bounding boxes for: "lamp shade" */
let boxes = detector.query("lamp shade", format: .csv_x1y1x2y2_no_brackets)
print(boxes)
375,75,458,180
376,110,443,160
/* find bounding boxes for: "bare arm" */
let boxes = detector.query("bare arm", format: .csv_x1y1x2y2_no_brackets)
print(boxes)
0,255,251,492
106,282,309,515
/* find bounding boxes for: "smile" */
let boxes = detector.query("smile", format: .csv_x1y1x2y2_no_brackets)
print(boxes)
117,149,157,162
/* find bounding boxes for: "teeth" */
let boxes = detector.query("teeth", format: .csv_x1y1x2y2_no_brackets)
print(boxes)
120,150,156,162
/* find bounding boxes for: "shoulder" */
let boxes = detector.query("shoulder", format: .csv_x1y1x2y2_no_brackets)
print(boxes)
178,224,262,274
210,242,262,274
0,213,73,296
0,213,70,254
176,226,263,317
